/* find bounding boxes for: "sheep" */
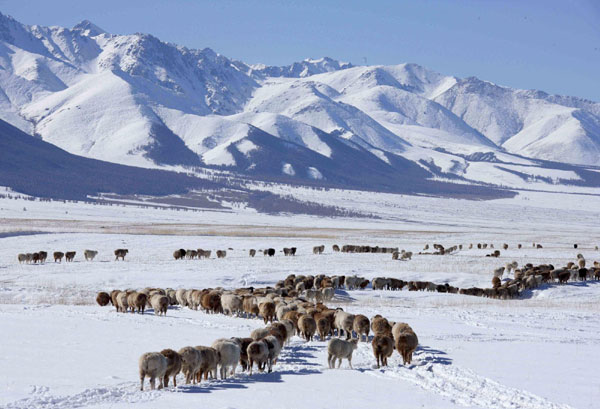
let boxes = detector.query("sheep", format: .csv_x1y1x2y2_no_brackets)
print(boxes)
263,335,282,372
96,291,110,306
221,294,243,316
243,296,259,318
139,352,168,391
332,244,340,252
327,338,359,369
371,316,392,337
114,249,128,261
132,292,148,313
201,291,221,314
63,251,76,262
313,245,325,254
116,291,129,313
334,310,355,339
316,315,332,340
298,314,317,342
400,251,413,260
150,294,169,316
247,340,269,374
236,337,254,371
216,250,227,258
249,249,256,257
160,349,182,387
84,249,98,261
372,277,390,290
492,276,501,289
195,346,219,381
393,323,419,365
211,339,241,379
173,249,186,260
353,314,370,341
178,346,203,384
503,243,508,250
578,268,588,281
175,289,188,307
17,253,27,264
251,327,270,341
259,301,276,324
578,258,586,269
321,287,334,302
372,335,394,368
493,267,505,279
53,251,64,262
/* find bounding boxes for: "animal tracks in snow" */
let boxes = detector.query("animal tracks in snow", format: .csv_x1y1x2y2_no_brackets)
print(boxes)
359,346,573,409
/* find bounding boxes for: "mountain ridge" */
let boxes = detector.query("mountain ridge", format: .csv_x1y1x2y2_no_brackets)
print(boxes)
1,11,599,196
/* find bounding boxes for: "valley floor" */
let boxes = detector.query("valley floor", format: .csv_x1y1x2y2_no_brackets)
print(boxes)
0,190,599,409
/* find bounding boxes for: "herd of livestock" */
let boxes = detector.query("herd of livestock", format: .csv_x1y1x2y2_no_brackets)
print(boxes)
15,239,599,391
96,274,418,391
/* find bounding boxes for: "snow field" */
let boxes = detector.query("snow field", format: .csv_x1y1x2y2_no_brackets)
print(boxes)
1,227,600,408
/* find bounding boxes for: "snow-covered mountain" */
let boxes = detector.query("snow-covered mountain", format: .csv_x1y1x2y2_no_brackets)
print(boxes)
1,12,599,194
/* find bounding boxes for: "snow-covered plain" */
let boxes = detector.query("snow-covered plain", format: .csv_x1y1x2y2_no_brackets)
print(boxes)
1,188,600,409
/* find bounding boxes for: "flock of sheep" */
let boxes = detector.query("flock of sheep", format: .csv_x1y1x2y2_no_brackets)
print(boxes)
95,273,420,391
17,249,128,263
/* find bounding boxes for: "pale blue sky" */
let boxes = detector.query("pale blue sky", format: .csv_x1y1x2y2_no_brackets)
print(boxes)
1,0,598,101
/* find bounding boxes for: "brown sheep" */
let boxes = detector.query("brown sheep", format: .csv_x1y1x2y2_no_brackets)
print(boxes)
316,315,331,340
352,314,370,341
298,314,317,342
259,301,276,324
216,250,227,258
249,249,256,257
282,310,301,333
372,335,394,368
53,251,64,262
133,292,148,313
332,244,340,252
38,251,48,263
65,251,76,262
201,291,222,314
242,296,259,318
371,316,393,337
173,249,186,260
195,346,219,381
491,276,501,289
238,337,254,371
395,329,418,365
161,349,182,387
96,291,110,306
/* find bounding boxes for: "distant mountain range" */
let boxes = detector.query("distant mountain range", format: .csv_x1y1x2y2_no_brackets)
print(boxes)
1,11,599,199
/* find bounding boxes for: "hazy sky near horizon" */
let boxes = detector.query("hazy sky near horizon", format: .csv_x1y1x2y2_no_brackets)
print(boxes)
1,0,598,101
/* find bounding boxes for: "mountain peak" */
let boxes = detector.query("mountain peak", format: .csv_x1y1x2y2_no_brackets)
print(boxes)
72,19,106,36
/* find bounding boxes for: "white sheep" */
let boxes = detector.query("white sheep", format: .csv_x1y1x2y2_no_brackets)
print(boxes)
334,310,355,339
177,346,203,384
176,289,188,307
221,294,243,316
211,339,241,379
139,352,167,391
327,338,359,369
493,267,505,279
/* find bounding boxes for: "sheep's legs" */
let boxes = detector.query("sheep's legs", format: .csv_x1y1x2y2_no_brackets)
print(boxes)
140,374,145,391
